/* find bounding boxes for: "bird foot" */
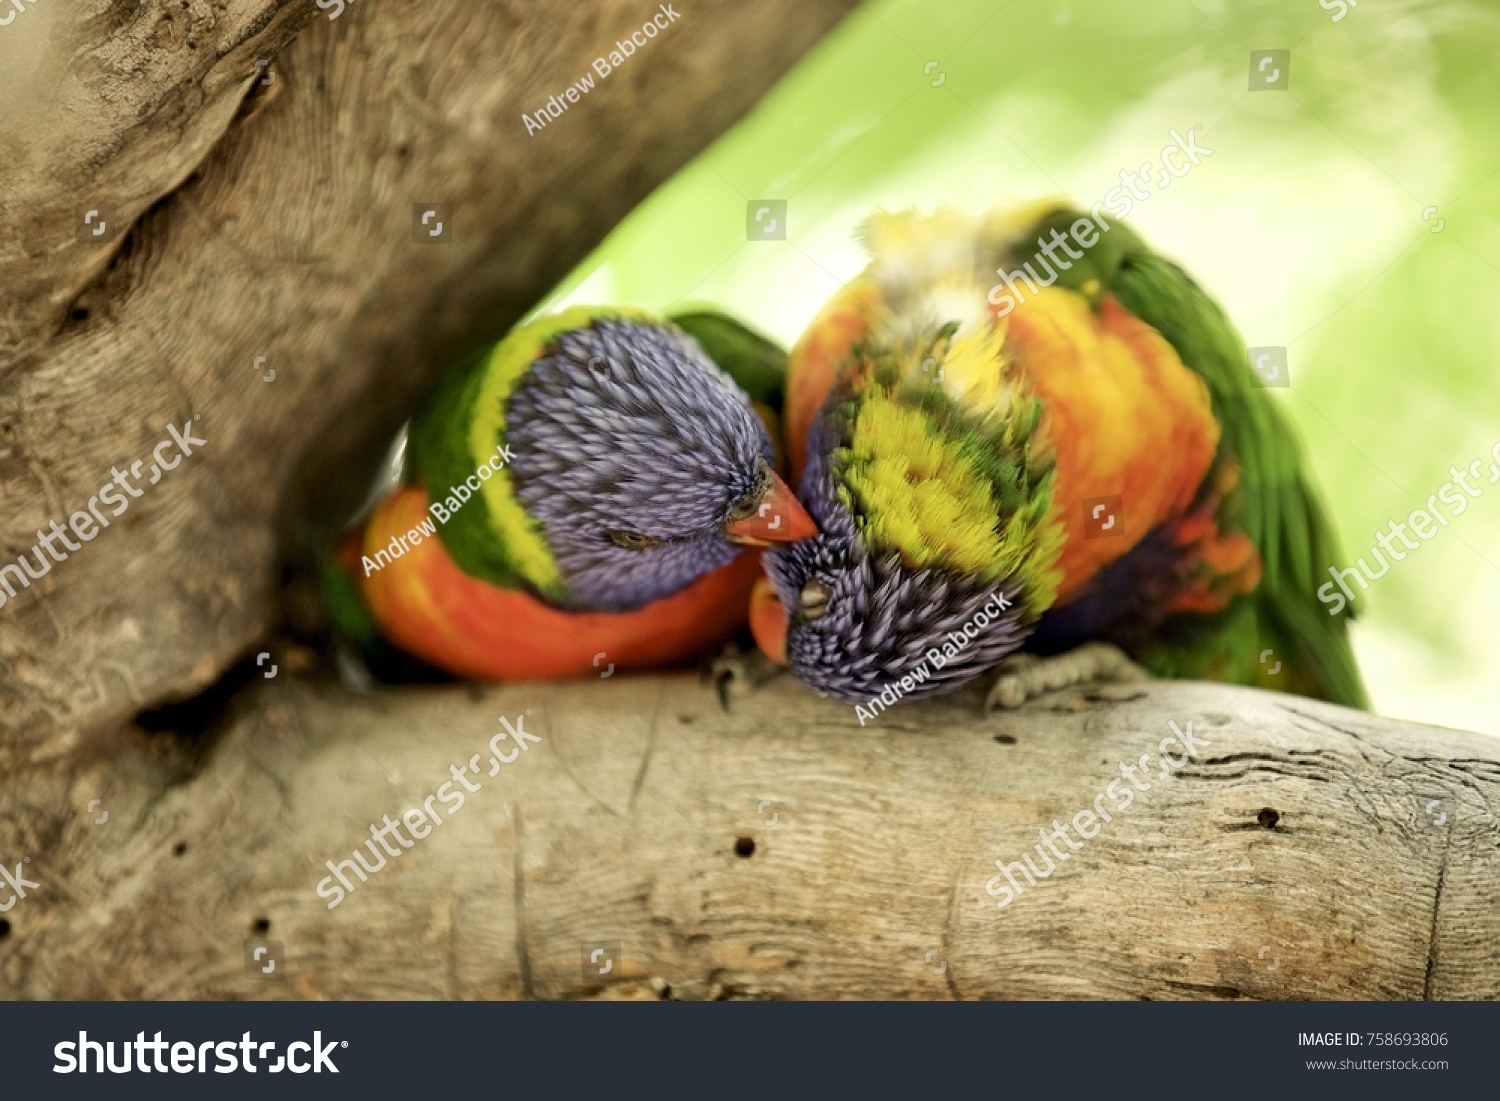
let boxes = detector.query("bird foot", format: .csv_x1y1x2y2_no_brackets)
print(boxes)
706,643,783,708
984,642,1149,711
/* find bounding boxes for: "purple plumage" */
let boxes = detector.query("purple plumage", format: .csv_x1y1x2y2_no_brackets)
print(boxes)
505,319,774,611
764,406,1030,704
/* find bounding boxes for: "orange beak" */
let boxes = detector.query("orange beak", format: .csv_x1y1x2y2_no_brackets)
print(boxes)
748,576,789,666
725,471,818,546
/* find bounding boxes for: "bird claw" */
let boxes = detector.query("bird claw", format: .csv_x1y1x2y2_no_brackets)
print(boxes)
706,643,783,709
984,642,1149,711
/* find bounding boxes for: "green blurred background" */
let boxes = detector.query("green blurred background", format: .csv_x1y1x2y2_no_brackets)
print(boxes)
541,0,1500,737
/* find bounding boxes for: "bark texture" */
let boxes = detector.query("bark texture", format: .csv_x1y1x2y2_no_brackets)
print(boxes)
3,676,1496,1000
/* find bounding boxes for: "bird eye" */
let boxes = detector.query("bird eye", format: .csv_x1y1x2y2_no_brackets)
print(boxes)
607,530,662,550
798,580,831,621
726,491,760,524
726,458,774,523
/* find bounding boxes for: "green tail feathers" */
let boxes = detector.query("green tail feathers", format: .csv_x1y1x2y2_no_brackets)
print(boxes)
1117,250,1367,709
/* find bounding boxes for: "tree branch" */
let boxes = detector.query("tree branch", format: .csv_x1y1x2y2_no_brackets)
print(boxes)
4,677,1495,999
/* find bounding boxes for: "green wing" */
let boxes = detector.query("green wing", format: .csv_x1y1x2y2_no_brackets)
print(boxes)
406,306,658,599
669,308,787,414
1022,206,1368,708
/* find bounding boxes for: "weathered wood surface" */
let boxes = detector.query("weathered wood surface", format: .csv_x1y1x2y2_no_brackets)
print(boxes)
0,0,861,759
0,0,321,361
4,675,1495,1000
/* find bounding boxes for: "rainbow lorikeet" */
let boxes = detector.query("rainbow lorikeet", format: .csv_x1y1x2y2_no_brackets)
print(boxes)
327,305,816,680
751,203,1367,710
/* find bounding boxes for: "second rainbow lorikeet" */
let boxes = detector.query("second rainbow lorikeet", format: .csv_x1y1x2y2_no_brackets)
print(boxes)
751,202,1368,711
327,305,815,681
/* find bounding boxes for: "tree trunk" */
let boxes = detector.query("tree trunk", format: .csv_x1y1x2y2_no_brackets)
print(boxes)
0,0,861,755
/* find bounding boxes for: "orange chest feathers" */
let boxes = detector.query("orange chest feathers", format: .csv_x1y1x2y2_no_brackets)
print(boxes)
1001,288,1221,602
